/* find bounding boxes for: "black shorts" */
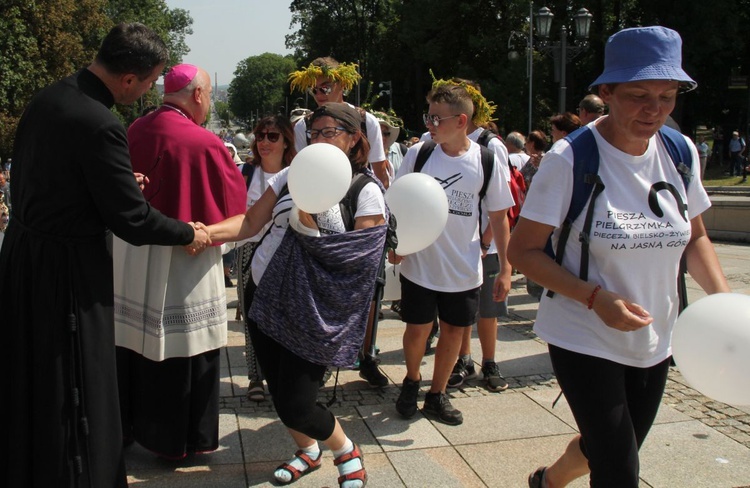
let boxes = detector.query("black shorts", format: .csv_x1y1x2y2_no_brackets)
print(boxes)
478,253,508,319
399,275,479,327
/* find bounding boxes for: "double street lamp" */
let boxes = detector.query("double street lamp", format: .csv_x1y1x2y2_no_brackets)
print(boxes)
378,81,393,111
534,6,593,113
508,5,593,132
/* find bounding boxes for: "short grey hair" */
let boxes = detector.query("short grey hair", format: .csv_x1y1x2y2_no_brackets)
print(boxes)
505,131,526,151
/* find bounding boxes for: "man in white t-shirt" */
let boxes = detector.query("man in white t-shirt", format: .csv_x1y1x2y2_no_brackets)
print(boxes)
505,131,530,171
288,57,389,188
438,79,512,394
391,82,514,425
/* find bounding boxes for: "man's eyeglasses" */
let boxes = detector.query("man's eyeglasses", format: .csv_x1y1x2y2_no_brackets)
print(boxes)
306,127,349,139
423,113,460,127
256,131,281,143
308,85,334,96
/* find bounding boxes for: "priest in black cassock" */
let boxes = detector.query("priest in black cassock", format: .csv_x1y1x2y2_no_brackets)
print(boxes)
0,23,210,487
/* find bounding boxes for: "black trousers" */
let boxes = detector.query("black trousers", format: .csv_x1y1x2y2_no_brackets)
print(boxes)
549,344,670,488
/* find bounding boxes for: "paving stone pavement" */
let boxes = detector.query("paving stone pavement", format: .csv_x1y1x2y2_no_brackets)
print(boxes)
125,241,750,488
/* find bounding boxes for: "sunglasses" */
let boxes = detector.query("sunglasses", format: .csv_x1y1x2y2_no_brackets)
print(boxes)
256,131,281,143
423,113,460,127
308,85,334,96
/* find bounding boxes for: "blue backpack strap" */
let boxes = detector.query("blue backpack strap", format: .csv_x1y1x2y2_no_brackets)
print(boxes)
546,126,605,298
656,125,693,314
657,125,692,189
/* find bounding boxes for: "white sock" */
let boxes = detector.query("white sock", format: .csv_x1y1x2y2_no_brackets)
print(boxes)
333,438,364,488
274,443,320,483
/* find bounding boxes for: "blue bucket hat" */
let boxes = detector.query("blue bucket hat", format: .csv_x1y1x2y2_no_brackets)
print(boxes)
589,26,696,92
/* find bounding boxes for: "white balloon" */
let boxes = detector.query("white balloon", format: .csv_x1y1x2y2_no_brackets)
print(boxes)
233,133,250,149
385,173,448,255
672,293,750,406
382,262,401,301
288,144,352,214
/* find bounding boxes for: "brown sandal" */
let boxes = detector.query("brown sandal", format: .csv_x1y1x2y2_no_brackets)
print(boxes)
334,444,367,487
274,450,322,485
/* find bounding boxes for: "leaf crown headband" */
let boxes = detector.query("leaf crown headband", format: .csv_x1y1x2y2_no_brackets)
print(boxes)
429,70,497,126
289,61,361,93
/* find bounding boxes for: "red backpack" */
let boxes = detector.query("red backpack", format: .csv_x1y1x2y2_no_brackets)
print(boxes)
477,130,526,229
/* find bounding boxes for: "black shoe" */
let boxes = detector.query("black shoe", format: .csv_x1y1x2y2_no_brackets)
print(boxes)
424,322,440,356
481,360,509,392
447,357,477,388
359,356,388,388
224,275,233,287
422,391,463,425
396,376,420,418
528,466,547,488
390,300,402,319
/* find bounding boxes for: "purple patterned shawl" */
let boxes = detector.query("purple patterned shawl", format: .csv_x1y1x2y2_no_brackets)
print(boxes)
249,224,387,367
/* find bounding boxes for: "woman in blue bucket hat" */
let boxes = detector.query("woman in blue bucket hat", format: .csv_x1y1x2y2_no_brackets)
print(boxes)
509,26,730,487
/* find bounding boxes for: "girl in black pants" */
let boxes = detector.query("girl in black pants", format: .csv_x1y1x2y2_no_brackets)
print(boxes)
207,103,387,487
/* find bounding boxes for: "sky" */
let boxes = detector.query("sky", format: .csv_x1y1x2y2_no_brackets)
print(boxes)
163,0,294,87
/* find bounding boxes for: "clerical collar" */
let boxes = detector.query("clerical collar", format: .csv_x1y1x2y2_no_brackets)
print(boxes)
162,103,193,122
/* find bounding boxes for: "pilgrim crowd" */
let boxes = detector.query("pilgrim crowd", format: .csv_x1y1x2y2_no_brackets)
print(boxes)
0,21,733,488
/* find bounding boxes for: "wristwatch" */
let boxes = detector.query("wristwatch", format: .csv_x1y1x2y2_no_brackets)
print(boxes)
480,241,491,251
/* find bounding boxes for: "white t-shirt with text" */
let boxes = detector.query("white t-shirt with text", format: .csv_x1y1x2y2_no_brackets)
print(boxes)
395,140,514,292
520,123,711,367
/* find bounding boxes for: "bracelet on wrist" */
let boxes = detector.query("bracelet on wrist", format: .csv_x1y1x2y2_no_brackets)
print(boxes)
587,284,602,310
480,242,491,250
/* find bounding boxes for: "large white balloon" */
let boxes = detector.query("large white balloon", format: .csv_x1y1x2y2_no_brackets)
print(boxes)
672,293,750,406
385,173,448,255
288,144,352,214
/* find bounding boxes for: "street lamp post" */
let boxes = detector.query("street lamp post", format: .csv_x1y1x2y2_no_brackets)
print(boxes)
534,6,593,113
378,81,393,111
508,29,533,134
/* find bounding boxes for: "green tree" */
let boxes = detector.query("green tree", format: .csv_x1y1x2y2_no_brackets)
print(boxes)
286,0,750,138
286,0,401,106
105,0,193,69
0,0,194,158
105,0,193,122
214,100,233,128
0,0,111,157
228,53,298,126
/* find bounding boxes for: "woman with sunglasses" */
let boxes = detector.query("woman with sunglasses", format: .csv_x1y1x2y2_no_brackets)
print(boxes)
236,115,296,403
205,103,386,487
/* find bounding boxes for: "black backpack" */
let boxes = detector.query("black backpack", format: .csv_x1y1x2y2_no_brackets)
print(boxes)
339,172,398,250
413,140,494,201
